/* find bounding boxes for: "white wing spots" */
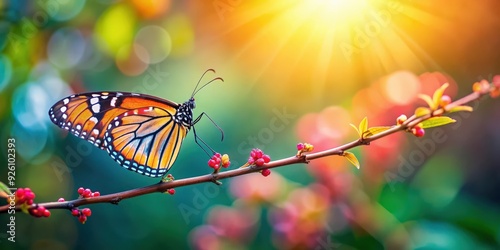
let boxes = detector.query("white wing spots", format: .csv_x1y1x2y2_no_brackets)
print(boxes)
133,110,138,115
101,95,109,100
92,129,99,135
124,112,128,117
89,117,98,124
76,124,82,130
131,93,140,96
116,92,123,97
110,97,117,107
92,104,100,113
63,98,69,105
90,97,99,105
92,93,100,97
62,113,68,119
60,106,67,112
114,120,120,126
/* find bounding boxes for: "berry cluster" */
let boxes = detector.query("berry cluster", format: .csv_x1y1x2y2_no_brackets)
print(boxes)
29,206,50,218
208,153,231,170
296,143,314,156
77,187,100,198
247,149,271,167
71,208,92,224
6,188,51,218
8,188,36,205
246,149,272,177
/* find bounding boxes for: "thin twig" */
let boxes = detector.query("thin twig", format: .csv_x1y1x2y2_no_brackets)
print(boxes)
0,86,494,214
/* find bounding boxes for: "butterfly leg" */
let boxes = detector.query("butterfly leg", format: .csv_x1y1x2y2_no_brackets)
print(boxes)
193,112,224,141
192,125,217,157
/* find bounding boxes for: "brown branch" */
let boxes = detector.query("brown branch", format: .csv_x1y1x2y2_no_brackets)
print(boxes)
0,84,495,214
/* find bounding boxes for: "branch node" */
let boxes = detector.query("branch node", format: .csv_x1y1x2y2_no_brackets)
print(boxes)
110,197,122,205
211,174,222,185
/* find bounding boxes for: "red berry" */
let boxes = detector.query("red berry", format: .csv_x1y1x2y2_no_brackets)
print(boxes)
247,157,254,164
43,209,51,217
167,189,175,195
58,198,65,202
27,200,33,205
16,188,25,197
297,143,304,151
93,191,100,197
208,159,216,168
262,154,271,163
82,208,92,217
413,126,425,137
255,150,263,159
214,153,221,158
71,209,80,217
83,189,92,197
79,215,87,224
77,187,84,195
261,169,271,177
31,209,39,217
255,158,265,167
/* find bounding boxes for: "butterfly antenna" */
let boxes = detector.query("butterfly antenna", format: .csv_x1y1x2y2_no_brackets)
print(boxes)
191,69,224,97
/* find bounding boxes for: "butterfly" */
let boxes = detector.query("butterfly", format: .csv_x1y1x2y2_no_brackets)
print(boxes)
48,69,223,178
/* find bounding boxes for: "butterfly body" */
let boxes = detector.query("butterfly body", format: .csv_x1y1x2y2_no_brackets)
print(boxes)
49,92,196,177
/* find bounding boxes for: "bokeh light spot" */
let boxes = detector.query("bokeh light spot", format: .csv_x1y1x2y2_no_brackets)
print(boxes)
95,4,136,56
45,0,86,21
48,28,85,69
131,0,171,19
134,25,171,64
116,44,149,76
317,106,351,139
384,71,421,105
165,14,194,57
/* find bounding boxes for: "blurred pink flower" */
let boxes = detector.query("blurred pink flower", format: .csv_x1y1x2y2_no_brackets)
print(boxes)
230,171,285,203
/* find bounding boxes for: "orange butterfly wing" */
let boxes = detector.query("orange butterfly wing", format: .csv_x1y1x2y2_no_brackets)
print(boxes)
49,92,189,177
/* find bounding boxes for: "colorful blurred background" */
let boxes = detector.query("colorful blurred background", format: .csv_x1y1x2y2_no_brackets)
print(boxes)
1,0,500,249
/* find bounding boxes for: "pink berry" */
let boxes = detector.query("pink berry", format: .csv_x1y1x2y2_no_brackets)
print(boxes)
261,169,271,177
93,191,100,197
16,188,25,197
255,158,265,167
83,189,92,197
297,143,304,151
58,198,65,202
82,208,92,217
71,209,80,217
247,157,255,164
43,209,51,217
262,154,271,163
413,126,425,137
77,187,84,195
79,215,87,224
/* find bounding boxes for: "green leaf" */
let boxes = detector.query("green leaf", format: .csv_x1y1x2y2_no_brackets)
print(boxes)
363,126,392,138
358,117,368,136
432,83,449,109
0,181,12,199
344,151,360,169
415,107,431,117
447,105,473,113
350,123,360,136
420,116,456,129
418,94,434,108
